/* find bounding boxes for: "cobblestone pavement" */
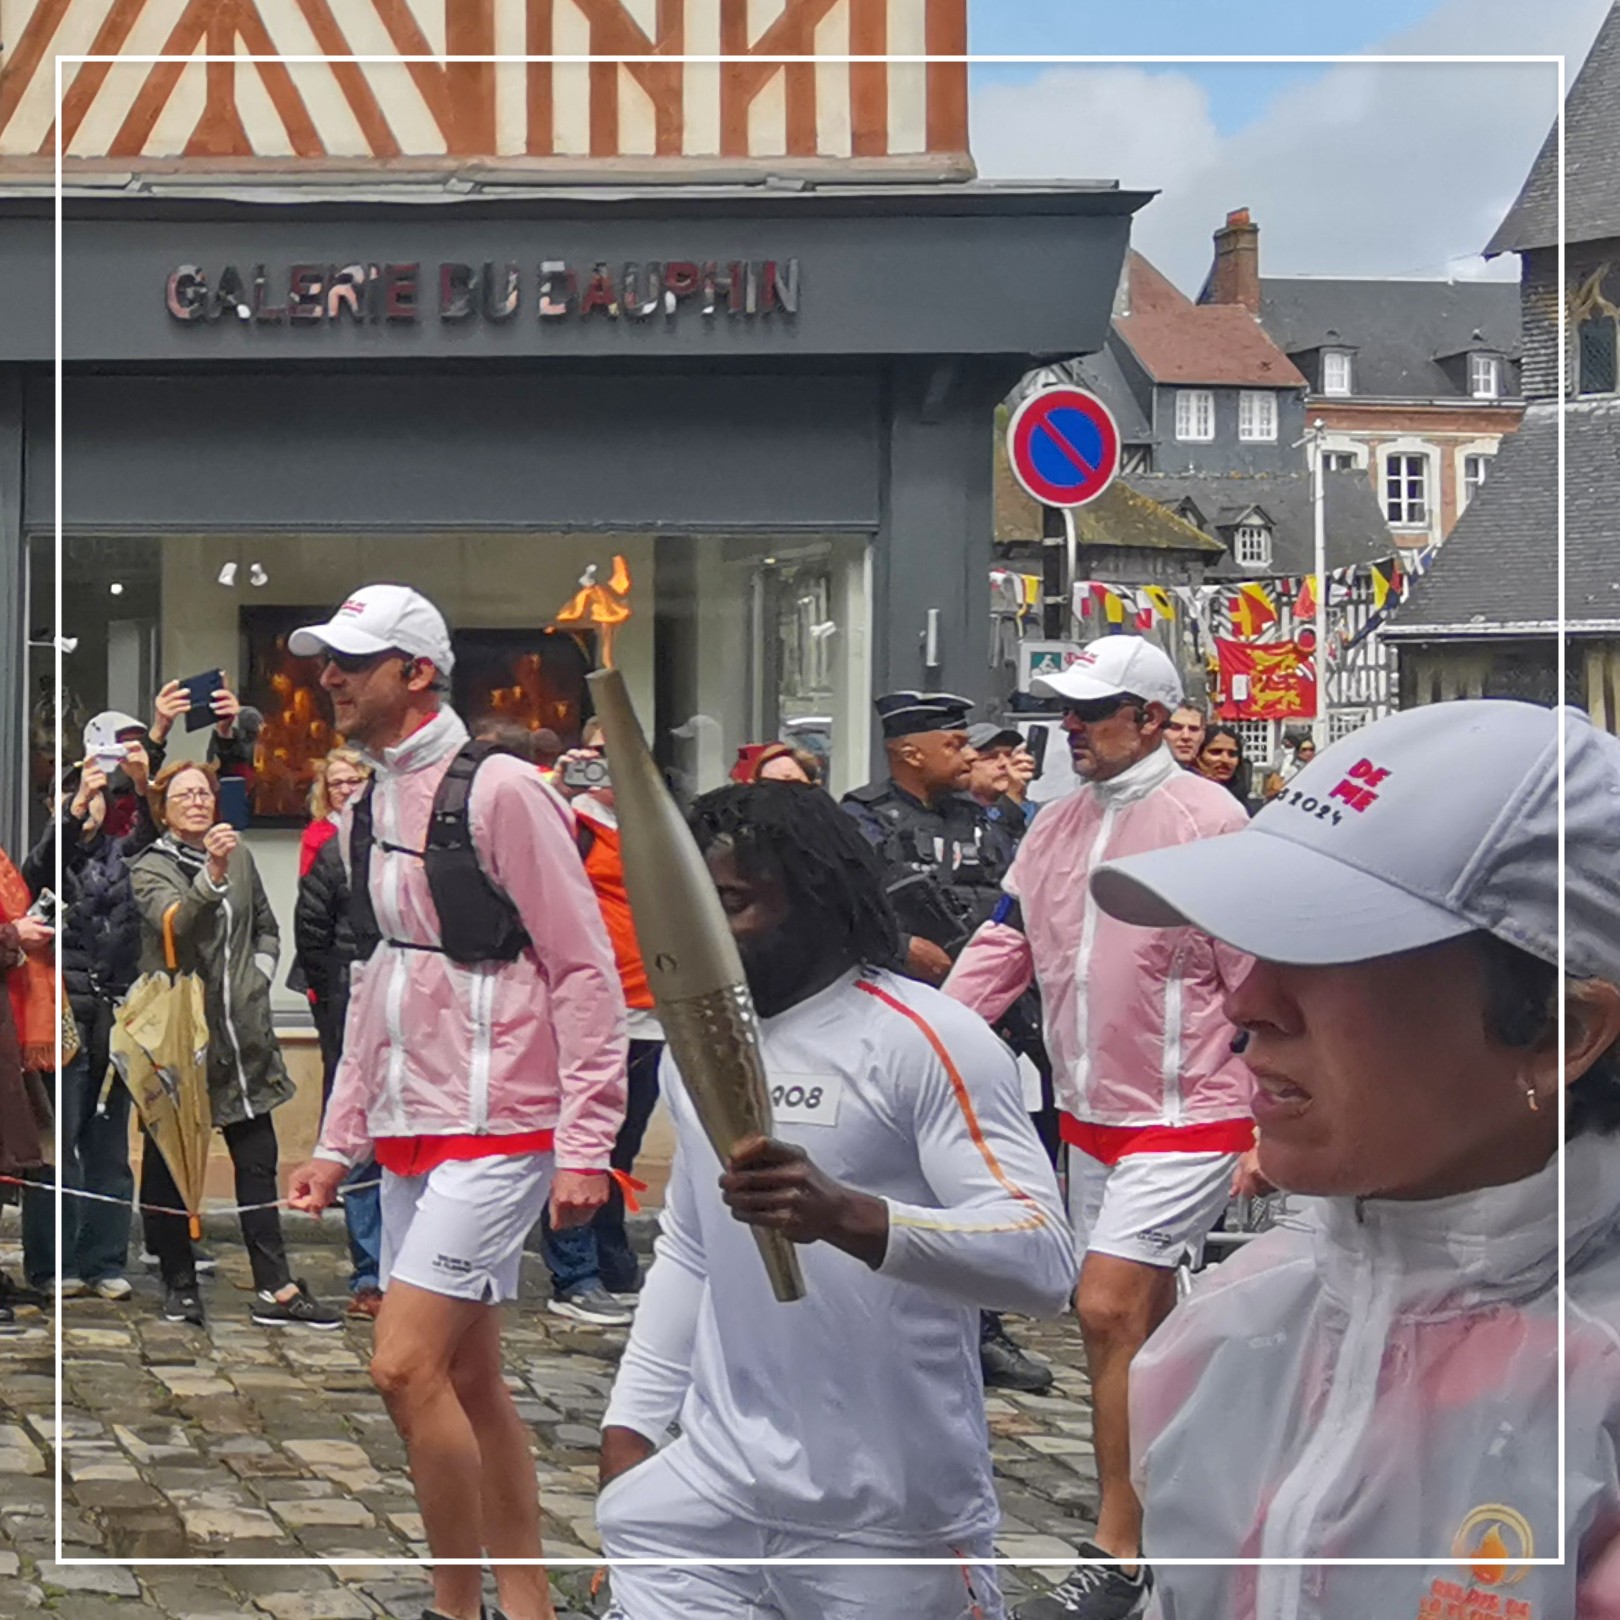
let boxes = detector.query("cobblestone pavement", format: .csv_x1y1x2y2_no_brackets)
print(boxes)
1,1215,1096,1617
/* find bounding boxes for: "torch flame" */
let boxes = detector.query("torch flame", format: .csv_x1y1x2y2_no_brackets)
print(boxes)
554,554,634,669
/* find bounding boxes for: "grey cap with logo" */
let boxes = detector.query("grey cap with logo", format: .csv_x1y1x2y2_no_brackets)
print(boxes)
1090,700,1620,982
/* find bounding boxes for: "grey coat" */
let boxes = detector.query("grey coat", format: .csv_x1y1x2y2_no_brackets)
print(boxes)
129,838,295,1129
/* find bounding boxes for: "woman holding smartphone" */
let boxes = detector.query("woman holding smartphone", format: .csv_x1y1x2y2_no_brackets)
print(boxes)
130,761,339,1331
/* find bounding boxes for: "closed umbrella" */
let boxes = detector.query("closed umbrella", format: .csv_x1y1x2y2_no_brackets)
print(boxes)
108,905,212,1241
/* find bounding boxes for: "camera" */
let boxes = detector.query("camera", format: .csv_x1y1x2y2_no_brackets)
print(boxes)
562,755,611,791
26,889,58,928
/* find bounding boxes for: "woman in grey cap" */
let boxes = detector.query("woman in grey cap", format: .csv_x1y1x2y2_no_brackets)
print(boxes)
1069,700,1620,1620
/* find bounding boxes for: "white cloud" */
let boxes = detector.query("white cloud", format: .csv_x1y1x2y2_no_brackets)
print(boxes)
971,0,1612,293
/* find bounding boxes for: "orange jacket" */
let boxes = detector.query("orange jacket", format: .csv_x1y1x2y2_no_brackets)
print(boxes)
576,801,653,1012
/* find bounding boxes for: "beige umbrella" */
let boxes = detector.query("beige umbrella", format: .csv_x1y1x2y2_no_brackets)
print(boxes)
108,906,213,1241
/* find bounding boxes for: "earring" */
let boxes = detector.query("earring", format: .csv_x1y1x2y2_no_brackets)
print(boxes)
1525,1083,1541,1113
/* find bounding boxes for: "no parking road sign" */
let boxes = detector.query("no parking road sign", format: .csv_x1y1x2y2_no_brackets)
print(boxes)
1007,386,1121,509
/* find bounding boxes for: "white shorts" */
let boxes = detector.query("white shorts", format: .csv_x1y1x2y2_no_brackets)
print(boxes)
597,1441,1004,1620
1066,1146,1238,1270
379,1152,553,1305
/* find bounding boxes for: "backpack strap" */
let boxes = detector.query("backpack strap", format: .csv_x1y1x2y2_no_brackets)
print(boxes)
346,783,383,962
424,740,531,966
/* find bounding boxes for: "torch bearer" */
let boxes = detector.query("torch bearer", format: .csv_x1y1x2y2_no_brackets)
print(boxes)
587,669,807,1304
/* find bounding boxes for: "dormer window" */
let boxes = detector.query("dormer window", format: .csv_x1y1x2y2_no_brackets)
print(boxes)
1468,353,1502,399
1234,523,1272,569
1322,350,1354,396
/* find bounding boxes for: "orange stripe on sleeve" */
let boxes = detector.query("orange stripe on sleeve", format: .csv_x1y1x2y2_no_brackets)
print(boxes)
855,979,1048,1231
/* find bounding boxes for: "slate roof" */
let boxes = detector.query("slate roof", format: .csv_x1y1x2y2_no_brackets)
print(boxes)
1060,342,1153,443
1129,470,1395,579
1117,253,1306,389
1488,2,1620,255
1067,480,1226,555
1257,278,1521,399
1385,399,1620,635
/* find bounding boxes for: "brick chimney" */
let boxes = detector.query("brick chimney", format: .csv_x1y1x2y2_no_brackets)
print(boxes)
1209,208,1261,313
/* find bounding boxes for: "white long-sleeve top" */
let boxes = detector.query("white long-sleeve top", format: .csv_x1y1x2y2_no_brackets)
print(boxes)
601,966,1076,1545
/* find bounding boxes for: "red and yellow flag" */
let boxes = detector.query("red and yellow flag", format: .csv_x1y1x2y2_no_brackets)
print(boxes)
1228,582,1278,639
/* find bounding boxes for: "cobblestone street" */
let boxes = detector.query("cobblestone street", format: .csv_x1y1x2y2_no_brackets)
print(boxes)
2,1214,1097,1618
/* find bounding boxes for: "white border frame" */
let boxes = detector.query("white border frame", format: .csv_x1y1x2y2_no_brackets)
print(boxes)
48,44,1567,1581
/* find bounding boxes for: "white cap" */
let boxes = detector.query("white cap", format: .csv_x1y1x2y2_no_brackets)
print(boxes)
1032,637,1184,711
290,584,455,675
1091,701,1620,981
83,711,144,755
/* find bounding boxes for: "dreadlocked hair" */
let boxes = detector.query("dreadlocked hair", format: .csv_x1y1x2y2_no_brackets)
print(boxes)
688,782,901,973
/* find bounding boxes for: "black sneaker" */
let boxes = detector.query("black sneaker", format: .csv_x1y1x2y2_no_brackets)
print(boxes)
1014,1544,1152,1619
547,1283,634,1326
251,1280,343,1330
981,1321,1055,1394
163,1285,205,1326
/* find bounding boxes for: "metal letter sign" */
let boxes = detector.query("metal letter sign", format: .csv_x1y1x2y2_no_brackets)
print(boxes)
1007,386,1121,509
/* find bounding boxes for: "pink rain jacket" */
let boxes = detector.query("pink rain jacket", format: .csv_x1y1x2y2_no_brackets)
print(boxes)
946,747,1253,1129
315,708,627,1171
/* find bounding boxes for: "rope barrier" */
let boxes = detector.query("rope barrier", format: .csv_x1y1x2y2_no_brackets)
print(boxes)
0,1170,382,1221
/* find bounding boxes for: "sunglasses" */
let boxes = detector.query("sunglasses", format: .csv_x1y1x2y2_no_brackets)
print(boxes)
319,648,405,676
1061,694,1139,725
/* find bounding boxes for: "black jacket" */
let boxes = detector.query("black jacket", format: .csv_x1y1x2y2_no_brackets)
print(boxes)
23,810,141,1022
293,835,360,1008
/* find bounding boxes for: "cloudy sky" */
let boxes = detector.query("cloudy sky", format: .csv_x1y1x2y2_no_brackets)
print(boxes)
968,0,1612,293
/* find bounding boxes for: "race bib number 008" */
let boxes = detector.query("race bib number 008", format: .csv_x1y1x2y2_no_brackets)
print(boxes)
767,1073,842,1128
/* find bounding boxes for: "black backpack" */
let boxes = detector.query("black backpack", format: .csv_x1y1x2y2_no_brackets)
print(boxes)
349,739,531,967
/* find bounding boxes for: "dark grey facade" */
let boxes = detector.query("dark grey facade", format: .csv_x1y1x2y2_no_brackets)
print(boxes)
1387,3,1620,729
1,182,1145,844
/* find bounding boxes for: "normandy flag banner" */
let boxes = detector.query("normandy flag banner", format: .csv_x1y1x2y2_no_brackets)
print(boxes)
1216,637,1318,722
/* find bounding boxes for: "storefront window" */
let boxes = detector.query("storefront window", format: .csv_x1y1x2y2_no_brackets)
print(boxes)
46,528,870,1005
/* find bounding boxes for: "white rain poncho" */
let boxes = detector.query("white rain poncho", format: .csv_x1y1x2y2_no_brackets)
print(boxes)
1132,1132,1620,1619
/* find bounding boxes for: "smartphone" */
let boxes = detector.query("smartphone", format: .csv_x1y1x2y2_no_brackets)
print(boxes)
179,668,226,733
1026,726,1050,776
217,776,251,830
90,746,125,773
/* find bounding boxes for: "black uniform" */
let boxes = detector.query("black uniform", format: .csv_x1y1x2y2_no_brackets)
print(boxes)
841,780,1009,961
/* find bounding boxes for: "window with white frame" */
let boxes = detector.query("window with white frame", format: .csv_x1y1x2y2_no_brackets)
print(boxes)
1329,709,1370,744
1233,721,1274,769
1234,523,1272,569
1238,390,1278,441
1463,453,1491,508
1175,389,1215,442
1468,353,1501,399
1322,351,1354,396
1322,450,1358,473
1384,452,1430,527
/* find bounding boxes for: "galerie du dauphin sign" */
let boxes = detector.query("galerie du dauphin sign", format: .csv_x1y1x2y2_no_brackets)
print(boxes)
165,258,801,325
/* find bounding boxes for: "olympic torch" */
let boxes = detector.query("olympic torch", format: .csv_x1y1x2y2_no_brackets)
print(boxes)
586,669,807,1304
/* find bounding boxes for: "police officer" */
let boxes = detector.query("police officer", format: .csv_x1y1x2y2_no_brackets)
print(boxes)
843,692,1055,1394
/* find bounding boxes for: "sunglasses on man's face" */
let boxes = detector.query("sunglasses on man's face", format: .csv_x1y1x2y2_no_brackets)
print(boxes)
1062,695,1136,725
319,648,404,676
